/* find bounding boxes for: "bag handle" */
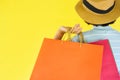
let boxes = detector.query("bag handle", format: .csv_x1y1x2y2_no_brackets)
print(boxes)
79,32,85,43
62,30,85,43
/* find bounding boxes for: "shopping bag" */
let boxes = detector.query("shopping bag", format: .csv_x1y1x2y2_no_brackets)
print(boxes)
30,38,103,80
90,39,120,80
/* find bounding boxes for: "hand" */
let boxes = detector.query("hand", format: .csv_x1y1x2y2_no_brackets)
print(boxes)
70,24,82,34
59,24,82,34
54,24,82,40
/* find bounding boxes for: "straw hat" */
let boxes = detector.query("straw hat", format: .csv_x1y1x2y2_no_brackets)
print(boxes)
75,0,120,24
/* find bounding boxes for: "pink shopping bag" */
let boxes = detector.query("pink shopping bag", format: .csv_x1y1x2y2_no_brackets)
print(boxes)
90,39,120,80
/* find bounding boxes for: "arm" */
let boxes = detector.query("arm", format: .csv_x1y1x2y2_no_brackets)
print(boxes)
54,26,71,40
54,24,82,40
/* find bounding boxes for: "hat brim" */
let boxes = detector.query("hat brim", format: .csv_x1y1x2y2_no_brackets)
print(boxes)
75,0,120,24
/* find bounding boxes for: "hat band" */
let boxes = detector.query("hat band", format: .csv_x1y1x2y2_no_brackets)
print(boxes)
83,0,115,14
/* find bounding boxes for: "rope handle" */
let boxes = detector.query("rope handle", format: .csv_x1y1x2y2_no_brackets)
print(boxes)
62,30,85,43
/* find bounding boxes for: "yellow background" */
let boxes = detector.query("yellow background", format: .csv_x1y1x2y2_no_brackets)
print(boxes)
0,0,120,80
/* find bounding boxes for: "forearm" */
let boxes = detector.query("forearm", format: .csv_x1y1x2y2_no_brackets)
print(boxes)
54,24,81,40
54,30,65,40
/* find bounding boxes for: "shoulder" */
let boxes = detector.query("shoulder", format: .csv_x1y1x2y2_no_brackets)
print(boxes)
108,28,120,36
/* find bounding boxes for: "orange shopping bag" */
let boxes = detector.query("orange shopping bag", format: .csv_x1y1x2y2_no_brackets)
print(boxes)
30,38,103,80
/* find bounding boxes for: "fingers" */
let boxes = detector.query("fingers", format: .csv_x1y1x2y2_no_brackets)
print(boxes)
70,24,82,34
76,28,82,34
70,24,79,32
59,24,82,34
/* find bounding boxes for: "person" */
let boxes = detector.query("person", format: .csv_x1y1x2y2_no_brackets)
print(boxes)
54,0,120,74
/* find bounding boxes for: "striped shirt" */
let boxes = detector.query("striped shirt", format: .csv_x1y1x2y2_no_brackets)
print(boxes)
72,26,120,73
